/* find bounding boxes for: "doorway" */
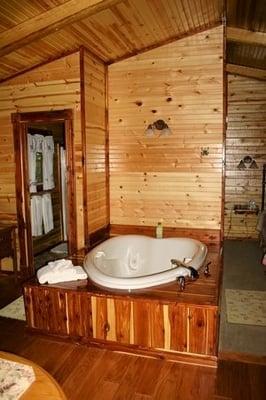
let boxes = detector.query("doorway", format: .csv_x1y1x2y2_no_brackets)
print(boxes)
12,110,77,278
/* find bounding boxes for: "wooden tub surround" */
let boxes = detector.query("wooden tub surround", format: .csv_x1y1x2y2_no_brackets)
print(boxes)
23,230,222,368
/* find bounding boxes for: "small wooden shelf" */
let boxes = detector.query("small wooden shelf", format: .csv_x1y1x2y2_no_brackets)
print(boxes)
234,204,259,215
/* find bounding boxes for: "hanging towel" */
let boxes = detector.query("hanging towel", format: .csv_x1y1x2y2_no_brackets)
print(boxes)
42,193,54,234
27,134,37,193
43,136,55,190
30,196,43,236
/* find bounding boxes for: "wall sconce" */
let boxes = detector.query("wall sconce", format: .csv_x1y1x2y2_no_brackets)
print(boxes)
145,119,172,137
237,155,258,170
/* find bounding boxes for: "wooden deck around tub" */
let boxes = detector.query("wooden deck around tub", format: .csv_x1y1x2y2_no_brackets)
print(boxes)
23,244,221,367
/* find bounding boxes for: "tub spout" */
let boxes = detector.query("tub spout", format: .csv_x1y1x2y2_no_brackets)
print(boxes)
177,276,185,291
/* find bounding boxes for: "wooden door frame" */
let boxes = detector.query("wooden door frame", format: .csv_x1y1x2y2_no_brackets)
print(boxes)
12,109,77,278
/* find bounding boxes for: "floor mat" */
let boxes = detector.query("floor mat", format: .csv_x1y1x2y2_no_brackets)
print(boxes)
50,243,68,254
0,296,26,321
225,289,266,327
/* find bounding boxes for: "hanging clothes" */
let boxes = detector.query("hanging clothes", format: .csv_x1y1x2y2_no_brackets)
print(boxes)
27,134,44,192
43,136,55,190
30,196,43,236
60,147,68,241
27,134,37,193
42,193,54,234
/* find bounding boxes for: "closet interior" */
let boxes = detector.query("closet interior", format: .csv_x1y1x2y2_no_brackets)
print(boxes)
27,123,68,265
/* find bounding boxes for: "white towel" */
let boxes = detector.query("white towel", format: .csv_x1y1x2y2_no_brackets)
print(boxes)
42,193,54,234
31,196,43,236
37,259,87,284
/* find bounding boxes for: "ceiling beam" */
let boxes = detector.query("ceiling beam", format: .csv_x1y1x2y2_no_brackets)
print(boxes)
0,0,120,58
226,64,266,80
227,27,266,46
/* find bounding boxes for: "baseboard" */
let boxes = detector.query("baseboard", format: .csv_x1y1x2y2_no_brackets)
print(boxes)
219,351,266,365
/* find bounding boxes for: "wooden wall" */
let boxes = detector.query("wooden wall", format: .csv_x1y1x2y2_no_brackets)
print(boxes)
224,74,266,239
0,53,84,256
82,50,108,242
108,25,224,231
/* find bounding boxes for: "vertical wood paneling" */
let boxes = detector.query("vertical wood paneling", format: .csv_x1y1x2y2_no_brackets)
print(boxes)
206,308,218,356
108,25,224,230
66,292,91,338
224,74,266,239
188,306,208,354
83,50,108,241
24,286,219,358
168,303,188,352
114,298,131,344
133,301,151,347
150,303,165,349
0,52,85,253
93,296,108,340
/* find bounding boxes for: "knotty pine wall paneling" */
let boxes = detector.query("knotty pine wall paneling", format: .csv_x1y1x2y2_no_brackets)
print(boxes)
224,74,266,239
82,49,108,244
0,52,85,261
108,26,224,231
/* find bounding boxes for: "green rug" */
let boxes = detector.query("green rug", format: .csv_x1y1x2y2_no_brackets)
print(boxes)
225,289,266,327
0,296,26,321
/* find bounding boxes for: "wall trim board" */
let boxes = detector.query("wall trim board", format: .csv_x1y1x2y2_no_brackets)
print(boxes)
83,49,108,239
110,224,221,245
105,64,110,229
219,351,266,366
221,21,227,241
11,110,74,123
80,47,89,247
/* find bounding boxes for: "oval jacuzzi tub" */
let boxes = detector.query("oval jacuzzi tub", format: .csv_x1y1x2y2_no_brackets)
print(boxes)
84,235,207,290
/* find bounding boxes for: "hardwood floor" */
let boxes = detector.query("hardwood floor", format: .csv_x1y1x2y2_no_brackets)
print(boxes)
0,318,265,400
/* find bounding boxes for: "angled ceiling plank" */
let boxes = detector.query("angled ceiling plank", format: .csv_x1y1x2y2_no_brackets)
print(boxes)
226,64,266,80
227,27,266,46
0,0,121,58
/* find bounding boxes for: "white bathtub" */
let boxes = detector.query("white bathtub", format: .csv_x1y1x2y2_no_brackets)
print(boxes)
84,235,207,290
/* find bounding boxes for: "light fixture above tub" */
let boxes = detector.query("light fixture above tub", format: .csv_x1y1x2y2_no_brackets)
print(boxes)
145,119,172,137
237,155,258,170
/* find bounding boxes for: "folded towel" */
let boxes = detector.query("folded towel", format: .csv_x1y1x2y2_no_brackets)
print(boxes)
37,260,87,284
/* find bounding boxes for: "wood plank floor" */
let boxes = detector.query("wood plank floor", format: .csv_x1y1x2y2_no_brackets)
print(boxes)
0,318,265,400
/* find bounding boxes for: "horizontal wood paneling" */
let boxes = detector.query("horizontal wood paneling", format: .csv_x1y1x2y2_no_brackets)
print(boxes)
224,74,266,239
110,225,221,245
0,52,85,251
108,26,224,230
83,50,108,239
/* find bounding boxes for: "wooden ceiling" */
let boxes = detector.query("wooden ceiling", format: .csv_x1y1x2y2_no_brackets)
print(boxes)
227,0,266,78
0,0,265,82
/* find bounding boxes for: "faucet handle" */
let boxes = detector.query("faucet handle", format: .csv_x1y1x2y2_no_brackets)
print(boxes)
204,262,211,277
